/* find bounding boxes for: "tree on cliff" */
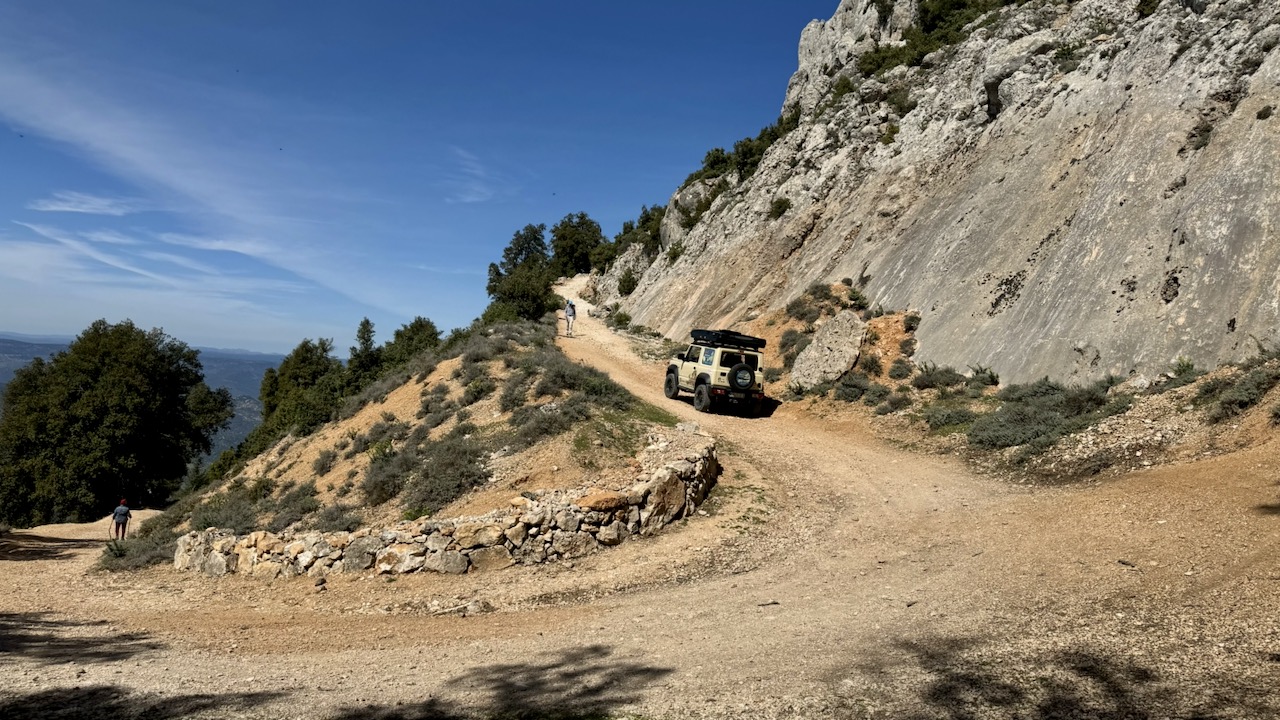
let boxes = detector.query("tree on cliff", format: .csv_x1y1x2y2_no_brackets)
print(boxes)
0,320,233,526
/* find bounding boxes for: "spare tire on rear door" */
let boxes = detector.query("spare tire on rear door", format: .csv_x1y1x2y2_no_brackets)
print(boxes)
728,362,754,392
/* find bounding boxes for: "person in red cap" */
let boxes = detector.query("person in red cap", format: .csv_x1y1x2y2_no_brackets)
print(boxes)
112,499,132,540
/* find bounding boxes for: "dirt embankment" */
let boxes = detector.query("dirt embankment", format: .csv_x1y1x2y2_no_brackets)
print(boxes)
1,275,1278,719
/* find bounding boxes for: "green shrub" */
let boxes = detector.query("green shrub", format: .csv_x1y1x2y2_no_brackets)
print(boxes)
266,481,320,533
312,450,337,476
764,367,784,383
666,241,685,264
500,371,534,412
899,338,917,357
885,86,917,116
786,297,820,323
859,355,883,376
847,287,869,311
1271,404,1280,425
1156,356,1203,393
807,283,834,303
618,268,638,296
401,436,491,518
967,377,1130,453
1207,366,1280,423
311,504,362,533
608,311,632,330
863,383,891,406
782,334,812,370
876,391,913,415
779,329,804,354
924,405,978,429
879,124,901,144
769,197,793,219
462,376,497,406
903,313,921,332
189,492,256,534
911,362,966,389
835,371,871,402
889,358,913,380
1136,0,1160,18
966,364,1000,387
97,531,178,571
1259,105,1275,121
361,452,410,506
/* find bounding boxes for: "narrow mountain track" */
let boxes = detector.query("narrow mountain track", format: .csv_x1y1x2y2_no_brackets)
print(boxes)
1,279,1277,718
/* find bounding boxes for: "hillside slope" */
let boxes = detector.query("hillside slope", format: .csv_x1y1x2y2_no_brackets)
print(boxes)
609,0,1280,384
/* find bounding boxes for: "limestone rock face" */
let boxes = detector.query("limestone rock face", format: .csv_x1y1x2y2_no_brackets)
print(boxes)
613,0,1280,384
791,310,867,389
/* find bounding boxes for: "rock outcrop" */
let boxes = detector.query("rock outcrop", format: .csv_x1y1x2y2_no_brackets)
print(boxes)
609,0,1280,384
175,434,718,579
791,310,867,389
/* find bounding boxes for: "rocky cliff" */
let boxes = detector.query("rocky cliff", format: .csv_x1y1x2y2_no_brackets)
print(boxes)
610,0,1280,384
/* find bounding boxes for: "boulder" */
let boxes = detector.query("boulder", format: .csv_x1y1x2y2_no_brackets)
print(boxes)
453,522,505,549
551,530,598,559
575,490,630,512
345,535,384,571
790,310,866,390
469,545,515,572
639,470,686,535
424,551,469,575
596,520,630,547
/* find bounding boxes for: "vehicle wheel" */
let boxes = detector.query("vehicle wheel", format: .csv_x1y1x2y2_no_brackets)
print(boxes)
693,384,712,413
728,362,754,392
663,372,680,399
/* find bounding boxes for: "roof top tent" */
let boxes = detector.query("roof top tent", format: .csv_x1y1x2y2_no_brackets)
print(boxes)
690,329,767,351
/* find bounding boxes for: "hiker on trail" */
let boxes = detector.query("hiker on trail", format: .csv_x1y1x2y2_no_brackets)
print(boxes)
112,499,131,540
564,299,577,337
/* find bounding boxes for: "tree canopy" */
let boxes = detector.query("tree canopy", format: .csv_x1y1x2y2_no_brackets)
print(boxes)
550,212,605,278
0,320,233,526
485,223,560,321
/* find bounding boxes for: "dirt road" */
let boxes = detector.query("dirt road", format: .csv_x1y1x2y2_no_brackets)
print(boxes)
2,278,1278,719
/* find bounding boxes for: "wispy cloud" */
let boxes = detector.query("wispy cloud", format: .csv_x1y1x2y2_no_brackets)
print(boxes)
154,231,274,259
26,190,151,216
14,221,175,285
80,229,142,246
443,147,499,204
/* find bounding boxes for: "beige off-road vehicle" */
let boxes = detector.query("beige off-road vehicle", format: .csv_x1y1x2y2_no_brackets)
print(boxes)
664,329,767,416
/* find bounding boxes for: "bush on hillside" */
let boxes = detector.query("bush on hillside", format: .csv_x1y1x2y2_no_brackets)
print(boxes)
967,377,1130,455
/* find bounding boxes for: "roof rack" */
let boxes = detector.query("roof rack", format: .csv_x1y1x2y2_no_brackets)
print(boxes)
690,328,767,351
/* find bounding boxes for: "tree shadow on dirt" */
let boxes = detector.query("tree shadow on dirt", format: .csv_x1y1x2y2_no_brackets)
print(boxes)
0,532,105,561
0,685,283,720
331,644,672,719
843,635,1277,719
1253,503,1280,515
0,612,163,664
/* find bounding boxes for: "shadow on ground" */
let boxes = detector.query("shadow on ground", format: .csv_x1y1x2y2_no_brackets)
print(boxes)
332,644,672,719
0,685,282,720
0,532,105,561
838,635,1278,719
1254,502,1280,515
0,612,163,664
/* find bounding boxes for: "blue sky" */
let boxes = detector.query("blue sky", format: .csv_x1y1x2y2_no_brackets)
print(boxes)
0,1,835,354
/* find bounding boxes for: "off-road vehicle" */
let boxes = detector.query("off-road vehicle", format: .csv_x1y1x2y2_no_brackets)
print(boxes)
663,329,766,416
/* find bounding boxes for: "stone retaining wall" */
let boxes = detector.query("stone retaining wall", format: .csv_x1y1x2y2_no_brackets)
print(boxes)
175,437,717,579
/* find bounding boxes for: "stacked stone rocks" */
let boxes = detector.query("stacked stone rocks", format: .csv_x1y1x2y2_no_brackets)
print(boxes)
175,440,717,579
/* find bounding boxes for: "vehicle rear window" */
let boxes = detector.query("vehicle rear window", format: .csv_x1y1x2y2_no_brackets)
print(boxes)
719,352,758,370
